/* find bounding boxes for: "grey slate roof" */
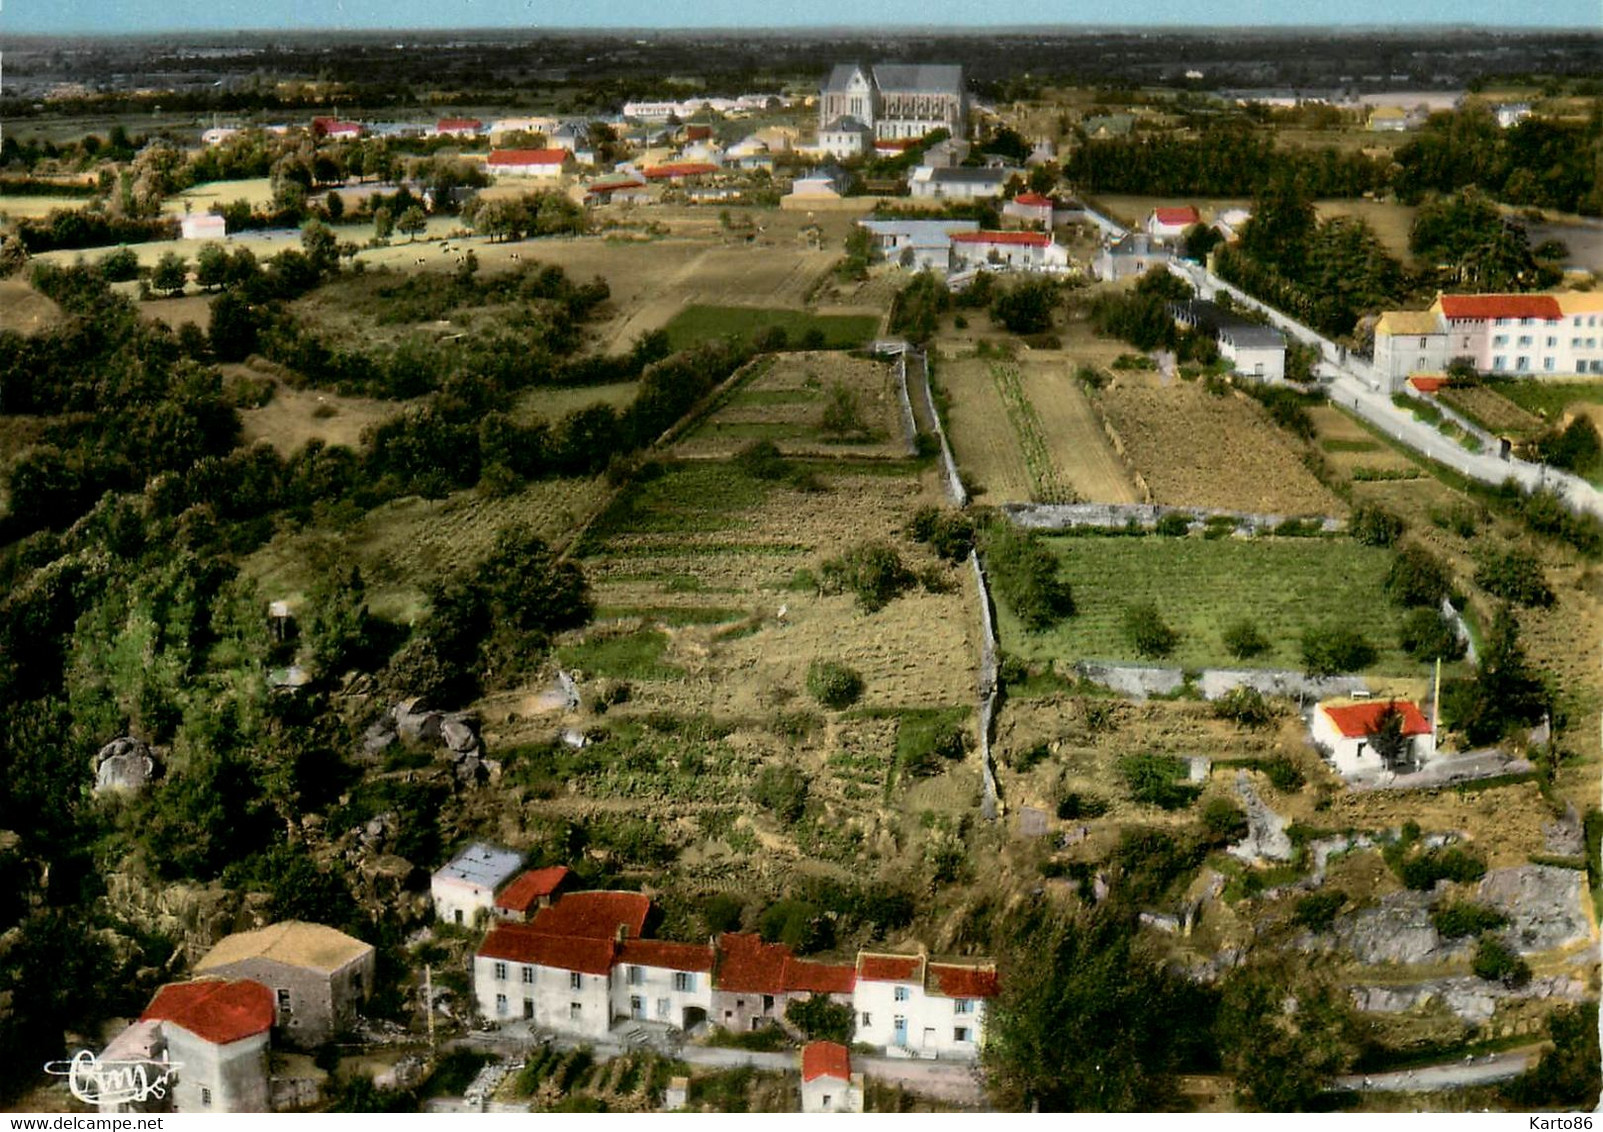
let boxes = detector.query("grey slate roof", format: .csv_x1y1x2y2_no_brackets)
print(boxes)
929,166,1012,185
823,64,872,92
1170,300,1285,349
873,64,964,96
435,843,523,890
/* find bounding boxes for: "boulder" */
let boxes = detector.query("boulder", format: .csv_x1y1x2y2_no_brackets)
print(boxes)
94,737,157,795
440,715,479,753
1227,771,1293,863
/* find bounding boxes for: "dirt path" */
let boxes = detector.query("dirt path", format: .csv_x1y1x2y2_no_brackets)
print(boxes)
1019,358,1142,504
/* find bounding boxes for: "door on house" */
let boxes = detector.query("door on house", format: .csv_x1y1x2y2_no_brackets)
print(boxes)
923,1027,936,1049
893,1016,907,1045
630,996,645,1021
523,998,534,1020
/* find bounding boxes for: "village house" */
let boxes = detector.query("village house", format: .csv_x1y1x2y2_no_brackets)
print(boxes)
817,116,873,159
786,166,852,202
1311,699,1436,778
193,922,375,1048
800,1042,863,1114
1169,299,1287,381
181,214,228,241
432,118,483,138
1002,191,1055,228
908,165,1017,201
97,979,274,1114
1371,292,1603,390
1145,205,1201,242
485,148,573,178
1494,102,1532,129
1096,232,1172,282
949,230,1071,274
432,842,524,926
493,865,573,922
642,161,721,184
818,64,966,142
855,218,981,273
310,117,362,140
853,951,997,1059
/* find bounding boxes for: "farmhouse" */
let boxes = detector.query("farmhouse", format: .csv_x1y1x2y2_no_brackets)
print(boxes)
818,64,966,142
181,214,228,241
493,865,572,921
310,117,362,139
1170,299,1287,381
856,218,980,273
485,148,573,177
1371,292,1603,389
949,230,1071,274
1002,192,1055,228
431,842,524,926
1146,206,1200,241
1311,699,1436,778
193,922,374,1048
801,1042,862,1114
433,118,483,137
853,951,997,1059
908,165,1016,201
818,116,873,159
1096,232,1173,282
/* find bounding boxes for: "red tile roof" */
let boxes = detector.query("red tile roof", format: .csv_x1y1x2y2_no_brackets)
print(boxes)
1153,206,1200,226
494,866,571,914
529,892,651,940
786,959,857,996
715,933,792,994
928,963,1000,999
619,939,716,972
142,979,274,1046
488,148,570,167
643,162,720,180
1407,376,1448,394
1013,192,1054,208
437,118,483,132
951,230,1051,247
857,953,924,982
1436,294,1562,321
802,1041,852,1083
1321,700,1432,739
479,922,617,975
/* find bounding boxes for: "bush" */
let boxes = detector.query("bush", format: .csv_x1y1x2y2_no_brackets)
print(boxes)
1398,607,1466,661
807,660,863,709
1431,901,1509,939
907,505,975,561
1385,543,1453,608
785,994,855,1044
1349,503,1405,548
1221,619,1270,660
1292,890,1347,931
703,893,744,934
819,541,915,612
1056,791,1110,820
1154,512,1192,537
1396,846,1487,890
734,439,790,481
1123,602,1179,658
759,899,831,953
1474,546,1553,608
1213,686,1273,727
1260,757,1306,793
752,765,809,825
984,524,1074,631
1300,625,1376,677
1119,753,1201,811
1472,933,1531,987
1501,1003,1601,1110
1199,797,1249,846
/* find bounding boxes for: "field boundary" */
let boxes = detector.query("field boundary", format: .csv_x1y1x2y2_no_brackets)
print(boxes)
892,351,918,457
1002,501,1346,532
1086,394,1155,503
912,349,967,506
971,550,1001,822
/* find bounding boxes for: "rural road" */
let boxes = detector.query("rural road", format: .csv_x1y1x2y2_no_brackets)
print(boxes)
1336,1048,1540,1093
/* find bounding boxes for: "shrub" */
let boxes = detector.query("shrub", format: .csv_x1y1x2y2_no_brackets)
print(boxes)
1123,602,1179,658
1222,619,1270,660
1119,753,1201,811
1300,625,1375,677
1474,546,1554,608
1431,901,1509,939
1292,890,1347,931
820,381,867,437
1398,607,1467,661
907,505,975,560
807,659,863,709
1472,934,1531,987
735,439,790,481
1396,846,1487,890
785,994,855,1044
1260,757,1306,794
703,893,744,934
752,764,809,825
984,524,1074,631
1349,503,1405,548
1199,797,1249,846
819,541,915,612
759,899,831,953
1386,543,1453,608
1056,791,1110,820
1213,686,1273,727
1154,512,1192,537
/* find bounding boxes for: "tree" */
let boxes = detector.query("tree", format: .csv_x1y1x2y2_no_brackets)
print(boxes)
991,278,1059,335
818,542,914,613
1385,543,1453,608
194,242,229,290
305,565,370,677
984,524,1074,631
819,381,867,437
806,659,863,709
982,907,1216,1111
1474,546,1553,607
752,764,808,825
1349,502,1404,548
372,205,394,242
300,218,339,277
152,250,188,296
1367,701,1418,771
1217,967,1354,1110
1441,604,1547,745
209,290,264,362
1502,1003,1601,1110
1300,625,1376,677
397,205,427,242
1199,797,1248,846
1398,607,1466,661
1222,619,1269,660
1123,602,1179,658
785,995,854,1044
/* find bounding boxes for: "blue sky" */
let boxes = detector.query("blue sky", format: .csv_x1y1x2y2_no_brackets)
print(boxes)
5,0,1598,33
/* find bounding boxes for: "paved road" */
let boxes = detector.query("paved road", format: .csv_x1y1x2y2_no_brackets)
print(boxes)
1336,1048,1539,1093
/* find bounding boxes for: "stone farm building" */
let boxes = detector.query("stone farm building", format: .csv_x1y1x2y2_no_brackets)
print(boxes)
1311,699,1436,778
818,64,967,142
432,842,524,926
1372,292,1603,391
193,922,375,1048
473,888,997,1058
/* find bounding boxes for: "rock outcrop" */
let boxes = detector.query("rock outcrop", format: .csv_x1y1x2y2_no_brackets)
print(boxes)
93,737,157,795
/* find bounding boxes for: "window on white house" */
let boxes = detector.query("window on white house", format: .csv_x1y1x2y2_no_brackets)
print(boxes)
1493,356,1507,371
658,998,671,1019
569,1002,582,1020
954,1027,971,1043
1517,356,1530,372
570,972,583,991
522,966,534,984
277,988,292,1014
894,986,910,1002
673,972,694,992
201,1087,213,1107
628,966,644,986
494,962,508,981
861,1013,872,1027
954,999,973,1015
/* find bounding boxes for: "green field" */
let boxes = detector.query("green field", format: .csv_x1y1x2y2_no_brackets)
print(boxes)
662,305,879,352
1492,380,1603,418
994,534,1430,675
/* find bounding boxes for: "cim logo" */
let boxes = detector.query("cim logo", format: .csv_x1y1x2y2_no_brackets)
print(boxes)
43,1050,181,1106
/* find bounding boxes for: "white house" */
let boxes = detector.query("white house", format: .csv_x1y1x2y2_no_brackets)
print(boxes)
1002,192,1054,228
1372,308,1450,391
856,218,980,273
109,979,275,1113
431,843,523,926
1096,232,1172,282
612,939,717,1031
181,214,228,241
852,952,996,1060
949,230,1070,273
1371,292,1603,389
1311,699,1436,778
818,117,873,159
1145,205,1200,241
485,148,573,178
800,1042,862,1114
790,166,851,199
908,165,1016,201
476,927,617,1039
1494,102,1532,129
433,118,484,138
1170,300,1287,382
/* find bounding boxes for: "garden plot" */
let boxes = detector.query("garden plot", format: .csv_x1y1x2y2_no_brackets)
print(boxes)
1096,381,1345,515
992,535,1428,675
673,351,908,459
1310,405,1423,481
1436,385,1546,439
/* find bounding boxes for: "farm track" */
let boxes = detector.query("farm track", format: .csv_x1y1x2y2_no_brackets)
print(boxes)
1016,360,1142,505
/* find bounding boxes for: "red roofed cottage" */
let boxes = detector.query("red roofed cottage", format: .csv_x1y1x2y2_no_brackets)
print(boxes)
486,148,573,177
1312,699,1436,777
1146,205,1201,240
801,1041,862,1113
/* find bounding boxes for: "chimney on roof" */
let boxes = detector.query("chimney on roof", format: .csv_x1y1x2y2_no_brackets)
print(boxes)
616,924,630,942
